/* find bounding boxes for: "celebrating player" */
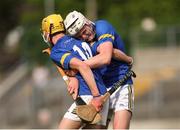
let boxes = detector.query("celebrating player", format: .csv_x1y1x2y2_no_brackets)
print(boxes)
41,14,109,129
64,10,134,129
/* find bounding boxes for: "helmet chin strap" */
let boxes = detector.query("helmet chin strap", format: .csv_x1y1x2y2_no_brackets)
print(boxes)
92,25,96,41
86,24,96,42
49,24,54,47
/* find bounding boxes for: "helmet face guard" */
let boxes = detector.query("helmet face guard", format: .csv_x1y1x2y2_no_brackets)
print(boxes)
64,11,87,36
41,31,49,43
75,23,95,42
41,31,52,47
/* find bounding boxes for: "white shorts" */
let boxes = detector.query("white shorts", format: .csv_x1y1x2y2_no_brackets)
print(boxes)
109,84,134,112
63,95,109,126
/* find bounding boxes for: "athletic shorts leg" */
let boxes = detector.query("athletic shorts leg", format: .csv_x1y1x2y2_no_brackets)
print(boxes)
109,84,134,112
63,95,109,126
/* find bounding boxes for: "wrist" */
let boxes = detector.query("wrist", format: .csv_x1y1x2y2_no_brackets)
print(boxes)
63,75,69,81
93,94,101,98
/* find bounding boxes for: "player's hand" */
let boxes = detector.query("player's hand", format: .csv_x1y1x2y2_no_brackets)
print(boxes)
90,96,103,112
67,77,79,100
65,69,78,77
128,57,133,68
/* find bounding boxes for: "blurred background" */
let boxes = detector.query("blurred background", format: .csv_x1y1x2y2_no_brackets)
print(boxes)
0,0,180,129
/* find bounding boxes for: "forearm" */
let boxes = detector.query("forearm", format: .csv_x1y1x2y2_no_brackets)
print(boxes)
84,54,110,69
113,48,133,64
78,64,100,96
85,41,113,69
70,58,100,96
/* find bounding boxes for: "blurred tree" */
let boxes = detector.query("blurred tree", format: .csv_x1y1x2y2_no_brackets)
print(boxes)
0,0,24,73
0,0,23,46
55,0,85,18
96,0,180,53
20,0,85,66
1,0,180,66
19,0,46,66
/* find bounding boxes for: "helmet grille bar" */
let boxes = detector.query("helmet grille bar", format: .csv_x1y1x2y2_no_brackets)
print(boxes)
66,18,79,30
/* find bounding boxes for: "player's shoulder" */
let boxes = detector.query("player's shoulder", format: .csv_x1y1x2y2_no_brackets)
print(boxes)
95,20,110,25
59,35,80,47
63,35,78,44
95,20,115,39
95,20,114,32
65,35,81,45
95,20,113,28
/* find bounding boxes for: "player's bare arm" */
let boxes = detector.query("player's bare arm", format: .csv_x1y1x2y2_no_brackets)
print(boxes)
69,57,100,96
112,48,133,65
84,41,113,68
69,57,103,111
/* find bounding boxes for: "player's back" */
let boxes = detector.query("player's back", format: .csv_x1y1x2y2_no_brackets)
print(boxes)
50,35,107,95
93,20,133,87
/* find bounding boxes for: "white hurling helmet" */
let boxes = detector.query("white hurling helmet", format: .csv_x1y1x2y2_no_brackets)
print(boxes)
64,11,86,36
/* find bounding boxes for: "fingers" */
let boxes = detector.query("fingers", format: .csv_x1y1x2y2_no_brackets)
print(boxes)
73,87,78,100
94,104,102,112
128,57,133,66
72,92,77,100
65,70,77,76
67,77,79,99
68,86,74,94
96,105,102,112
67,85,78,100
90,97,103,112
68,86,74,95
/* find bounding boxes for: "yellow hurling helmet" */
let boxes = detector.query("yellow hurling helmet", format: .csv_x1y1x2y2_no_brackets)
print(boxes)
41,14,65,45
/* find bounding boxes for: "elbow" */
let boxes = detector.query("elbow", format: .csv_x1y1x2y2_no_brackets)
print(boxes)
78,62,90,71
105,59,111,65
101,52,112,65
102,57,111,65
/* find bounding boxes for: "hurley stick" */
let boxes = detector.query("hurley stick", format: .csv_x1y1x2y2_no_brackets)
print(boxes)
76,70,136,122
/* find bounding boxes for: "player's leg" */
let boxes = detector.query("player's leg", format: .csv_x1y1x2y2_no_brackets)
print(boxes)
113,110,132,129
58,118,81,129
110,84,134,129
58,101,82,129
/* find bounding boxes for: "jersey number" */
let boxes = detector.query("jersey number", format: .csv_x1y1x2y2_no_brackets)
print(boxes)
73,42,93,60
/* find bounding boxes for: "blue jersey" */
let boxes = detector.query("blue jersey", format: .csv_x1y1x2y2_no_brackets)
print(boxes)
91,20,133,88
50,35,106,95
